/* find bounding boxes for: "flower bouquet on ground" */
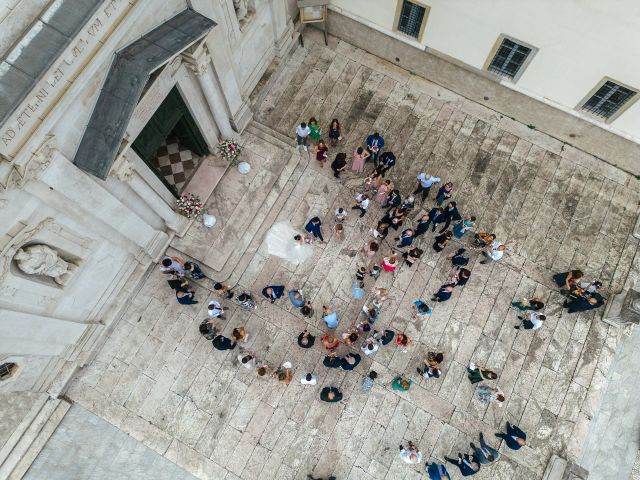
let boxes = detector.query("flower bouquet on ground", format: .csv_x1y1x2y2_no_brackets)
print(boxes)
176,193,203,218
218,139,242,162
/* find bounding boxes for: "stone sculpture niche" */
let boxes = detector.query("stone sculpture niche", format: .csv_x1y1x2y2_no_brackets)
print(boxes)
14,244,78,286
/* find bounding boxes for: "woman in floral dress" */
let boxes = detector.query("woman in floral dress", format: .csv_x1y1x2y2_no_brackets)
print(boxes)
375,179,393,206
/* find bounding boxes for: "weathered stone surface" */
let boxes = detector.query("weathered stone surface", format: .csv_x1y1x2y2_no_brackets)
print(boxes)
57,33,640,480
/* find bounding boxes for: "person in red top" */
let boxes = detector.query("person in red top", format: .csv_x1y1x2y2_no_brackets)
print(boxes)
396,333,411,351
315,140,328,167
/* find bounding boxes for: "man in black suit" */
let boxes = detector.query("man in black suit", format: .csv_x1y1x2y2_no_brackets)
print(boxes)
212,334,236,350
439,201,462,232
320,386,343,402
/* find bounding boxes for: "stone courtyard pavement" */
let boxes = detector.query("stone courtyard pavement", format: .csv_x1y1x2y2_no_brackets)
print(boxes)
66,35,640,479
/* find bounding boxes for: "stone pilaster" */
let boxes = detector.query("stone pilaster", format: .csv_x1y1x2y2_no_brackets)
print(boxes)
182,43,237,140
111,157,188,236
268,0,294,58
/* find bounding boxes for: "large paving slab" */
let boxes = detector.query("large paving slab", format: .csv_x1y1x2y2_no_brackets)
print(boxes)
23,405,197,480
63,34,640,480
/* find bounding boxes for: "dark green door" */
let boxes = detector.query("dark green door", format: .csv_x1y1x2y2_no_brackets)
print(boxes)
132,86,209,195
173,115,208,156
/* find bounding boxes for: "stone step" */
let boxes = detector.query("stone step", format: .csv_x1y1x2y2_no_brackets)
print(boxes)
227,155,309,287
0,397,71,480
169,126,304,283
247,120,294,148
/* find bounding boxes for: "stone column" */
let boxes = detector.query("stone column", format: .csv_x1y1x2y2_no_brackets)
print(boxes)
182,43,237,140
111,157,188,235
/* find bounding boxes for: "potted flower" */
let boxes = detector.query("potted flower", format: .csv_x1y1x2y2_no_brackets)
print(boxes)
176,193,203,219
217,139,250,174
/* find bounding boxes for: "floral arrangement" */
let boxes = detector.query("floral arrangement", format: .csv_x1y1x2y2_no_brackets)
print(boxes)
217,139,242,162
176,193,203,218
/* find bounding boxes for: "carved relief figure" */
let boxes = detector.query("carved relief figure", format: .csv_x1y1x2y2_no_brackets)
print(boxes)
14,244,77,286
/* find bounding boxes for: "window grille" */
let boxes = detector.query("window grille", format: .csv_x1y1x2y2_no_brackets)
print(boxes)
397,1,426,39
582,81,636,119
488,38,532,79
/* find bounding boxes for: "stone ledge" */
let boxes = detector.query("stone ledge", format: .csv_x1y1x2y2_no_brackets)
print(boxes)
543,455,589,480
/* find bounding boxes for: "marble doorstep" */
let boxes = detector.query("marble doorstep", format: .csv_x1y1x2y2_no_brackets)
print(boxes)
171,123,300,279
182,154,229,205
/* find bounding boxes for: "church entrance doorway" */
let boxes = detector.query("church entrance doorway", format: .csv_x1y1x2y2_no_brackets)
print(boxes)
132,86,209,196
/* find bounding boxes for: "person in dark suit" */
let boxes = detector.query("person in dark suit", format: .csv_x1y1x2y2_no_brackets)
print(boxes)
423,207,447,233
212,334,236,350
262,285,285,303
365,132,385,162
439,201,462,232
453,267,472,287
384,189,401,209
396,228,415,248
376,151,396,176
297,330,315,348
432,285,454,302
340,353,361,371
331,152,348,178
426,462,451,480
167,273,188,291
495,422,527,450
305,216,324,242
323,353,342,368
377,329,395,345
320,386,343,402
444,453,480,476
176,286,197,305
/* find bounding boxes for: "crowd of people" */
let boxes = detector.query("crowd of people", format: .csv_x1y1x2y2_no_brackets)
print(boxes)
156,118,607,477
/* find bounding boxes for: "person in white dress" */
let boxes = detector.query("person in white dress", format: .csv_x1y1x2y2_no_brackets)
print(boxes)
265,220,314,264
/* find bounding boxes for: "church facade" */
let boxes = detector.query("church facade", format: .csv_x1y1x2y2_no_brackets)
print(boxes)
0,0,293,405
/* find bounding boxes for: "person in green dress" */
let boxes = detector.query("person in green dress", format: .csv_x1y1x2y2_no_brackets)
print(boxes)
308,117,322,142
392,375,412,391
467,362,498,384
511,297,545,311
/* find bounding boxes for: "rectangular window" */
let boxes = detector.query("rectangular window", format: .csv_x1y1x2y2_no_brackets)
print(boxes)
397,0,426,39
488,38,532,80
581,80,637,119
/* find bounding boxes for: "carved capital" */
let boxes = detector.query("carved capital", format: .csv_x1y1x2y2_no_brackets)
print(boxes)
110,156,135,182
182,42,211,77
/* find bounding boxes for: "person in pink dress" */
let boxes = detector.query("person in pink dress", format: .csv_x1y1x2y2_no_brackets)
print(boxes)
365,170,383,193
352,146,370,173
360,240,379,260
375,180,393,206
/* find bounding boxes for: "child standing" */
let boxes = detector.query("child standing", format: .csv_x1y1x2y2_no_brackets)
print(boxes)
369,265,381,279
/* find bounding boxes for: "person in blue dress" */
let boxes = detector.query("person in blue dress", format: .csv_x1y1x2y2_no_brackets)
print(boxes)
322,306,339,328
453,215,477,239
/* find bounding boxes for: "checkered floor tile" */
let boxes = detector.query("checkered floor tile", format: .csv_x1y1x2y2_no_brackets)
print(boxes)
149,135,201,192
